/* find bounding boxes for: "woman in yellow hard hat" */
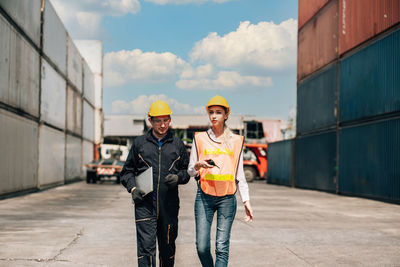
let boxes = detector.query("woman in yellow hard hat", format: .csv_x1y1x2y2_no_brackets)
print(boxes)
187,95,254,267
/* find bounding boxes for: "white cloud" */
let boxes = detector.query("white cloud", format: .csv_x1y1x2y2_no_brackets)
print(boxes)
104,49,187,87
112,94,204,114
176,65,272,90
50,0,140,38
190,19,297,71
144,0,231,5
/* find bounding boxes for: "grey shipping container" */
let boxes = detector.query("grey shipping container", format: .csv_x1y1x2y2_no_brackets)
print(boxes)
297,62,338,134
267,139,294,186
340,28,400,123
0,0,41,47
0,15,40,118
339,118,400,202
0,109,38,195
295,130,337,192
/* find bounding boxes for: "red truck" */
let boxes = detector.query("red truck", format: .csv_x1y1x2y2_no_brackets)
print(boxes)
243,143,268,182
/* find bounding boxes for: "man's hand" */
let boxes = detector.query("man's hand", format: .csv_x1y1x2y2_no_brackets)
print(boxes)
131,187,145,203
164,174,179,188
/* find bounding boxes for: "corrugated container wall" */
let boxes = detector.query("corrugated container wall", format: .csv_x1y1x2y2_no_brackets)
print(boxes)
66,85,82,135
67,36,83,92
340,28,400,123
339,118,400,201
0,15,40,117
295,130,337,192
82,140,94,176
83,61,95,106
38,125,65,187
0,109,38,195
297,62,337,134
297,0,339,81
298,0,331,29
94,108,103,144
66,134,82,181
42,0,67,75
339,0,400,55
267,139,294,186
83,100,95,142
40,59,66,130
0,0,41,47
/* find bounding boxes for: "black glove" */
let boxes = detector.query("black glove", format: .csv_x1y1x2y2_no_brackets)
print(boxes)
164,174,179,188
131,188,145,203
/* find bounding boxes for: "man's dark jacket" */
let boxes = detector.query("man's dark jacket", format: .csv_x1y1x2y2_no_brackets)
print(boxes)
120,129,190,218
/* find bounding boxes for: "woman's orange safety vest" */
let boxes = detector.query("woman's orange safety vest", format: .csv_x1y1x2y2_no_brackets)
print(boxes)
194,131,244,197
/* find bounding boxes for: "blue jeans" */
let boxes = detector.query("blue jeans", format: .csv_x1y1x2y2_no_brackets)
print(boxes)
194,184,237,267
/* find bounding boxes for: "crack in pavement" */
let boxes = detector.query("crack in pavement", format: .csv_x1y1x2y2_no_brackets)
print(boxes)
53,228,84,261
285,246,315,266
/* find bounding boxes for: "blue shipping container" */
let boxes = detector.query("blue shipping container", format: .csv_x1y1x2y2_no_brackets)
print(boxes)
267,139,294,186
340,28,400,123
297,62,338,134
295,130,337,192
339,118,400,202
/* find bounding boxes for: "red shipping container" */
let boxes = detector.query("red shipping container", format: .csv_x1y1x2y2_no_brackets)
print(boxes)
339,0,400,55
297,0,339,81
298,0,331,29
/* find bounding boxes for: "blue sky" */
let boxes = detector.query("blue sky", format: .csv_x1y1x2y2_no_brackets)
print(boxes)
51,0,298,121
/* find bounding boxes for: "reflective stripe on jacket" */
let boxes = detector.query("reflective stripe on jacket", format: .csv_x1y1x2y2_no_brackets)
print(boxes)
195,131,244,196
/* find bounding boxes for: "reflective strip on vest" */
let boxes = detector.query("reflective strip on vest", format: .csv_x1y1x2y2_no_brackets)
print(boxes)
204,174,234,181
204,148,233,155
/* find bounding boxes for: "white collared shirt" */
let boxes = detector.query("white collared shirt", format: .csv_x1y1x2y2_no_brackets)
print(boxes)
187,128,250,203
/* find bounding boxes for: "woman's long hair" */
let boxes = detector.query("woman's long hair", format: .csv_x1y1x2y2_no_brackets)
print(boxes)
221,107,233,151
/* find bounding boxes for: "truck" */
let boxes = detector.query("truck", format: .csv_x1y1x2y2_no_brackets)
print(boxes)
85,144,128,184
243,143,268,182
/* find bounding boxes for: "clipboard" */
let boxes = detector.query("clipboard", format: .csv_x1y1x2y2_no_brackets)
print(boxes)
135,167,153,196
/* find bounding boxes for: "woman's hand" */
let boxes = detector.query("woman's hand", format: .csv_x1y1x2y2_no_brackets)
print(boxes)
244,201,254,222
194,160,213,171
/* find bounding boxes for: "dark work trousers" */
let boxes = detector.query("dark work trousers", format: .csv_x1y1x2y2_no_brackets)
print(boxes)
135,201,178,267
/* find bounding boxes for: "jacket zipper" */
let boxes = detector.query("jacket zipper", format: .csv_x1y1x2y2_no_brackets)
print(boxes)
138,153,151,168
167,224,171,244
168,156,180,171
157,146,161,219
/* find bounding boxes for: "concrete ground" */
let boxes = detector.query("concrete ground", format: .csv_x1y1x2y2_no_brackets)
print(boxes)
0,178,399,267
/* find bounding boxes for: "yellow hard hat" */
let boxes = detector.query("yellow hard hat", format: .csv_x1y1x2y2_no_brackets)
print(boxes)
148,100,172,117
206,95,230,114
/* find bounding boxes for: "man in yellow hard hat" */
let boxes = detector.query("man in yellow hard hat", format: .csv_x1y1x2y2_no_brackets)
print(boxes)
120,100,190,267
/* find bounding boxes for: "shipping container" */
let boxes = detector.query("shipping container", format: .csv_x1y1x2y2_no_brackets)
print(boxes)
67,36,83,92
339,0,400,55
75,40,103,74
94,108,103,145
41,59,66,130
66,86,82,135
297,0,339,81
295,130,337,192
339,118,400,201
267,139,294,186
83,61,95,106
82,140,94,176
0,0,41,47
298,0,331,29
94,73,103,109
340,28,400,123
38,125,65,187
83,100,95,142
42,0,67,75
297,62,338,134
0,16,40,118
0,109,38,195
66,134,82,181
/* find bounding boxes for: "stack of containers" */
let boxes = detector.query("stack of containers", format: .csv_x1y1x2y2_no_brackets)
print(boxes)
269,0,399,202
0,0,102,196
337,0,399,201
296,0,339,193
296,0,399,201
